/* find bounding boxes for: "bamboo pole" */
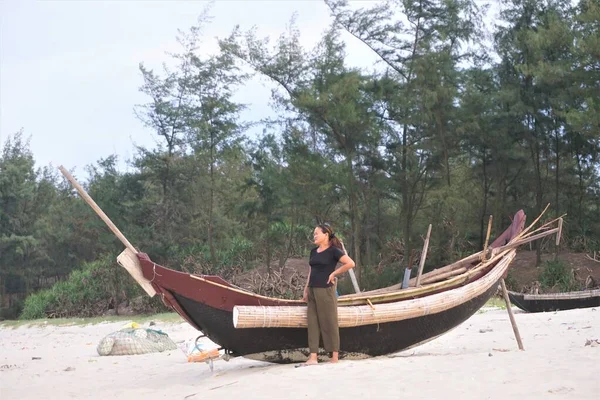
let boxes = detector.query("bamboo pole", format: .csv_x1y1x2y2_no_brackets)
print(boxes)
58,166,138,254
415,224,432,287
420,267,468,285
340,241,360,293
233,251,516,328
482,215,493,262
346,228,558,302
57,166,156,296
500,279,524,350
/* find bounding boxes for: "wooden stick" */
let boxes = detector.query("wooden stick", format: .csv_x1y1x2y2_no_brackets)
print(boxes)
500,279,524,350
586,252,599,263
359,226,560,300
420,267,468,285
366,299,375,310
58,166,138,254
340,241,361,294
415,224,432,287
482,215,493,262
555,217,563,246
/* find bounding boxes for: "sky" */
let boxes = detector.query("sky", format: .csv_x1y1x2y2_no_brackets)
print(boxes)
0,0,496,178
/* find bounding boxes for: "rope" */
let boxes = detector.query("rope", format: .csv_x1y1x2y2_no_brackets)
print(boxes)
150,262,162,283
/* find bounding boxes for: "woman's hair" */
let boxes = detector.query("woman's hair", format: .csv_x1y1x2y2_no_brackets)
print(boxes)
317,223,344,251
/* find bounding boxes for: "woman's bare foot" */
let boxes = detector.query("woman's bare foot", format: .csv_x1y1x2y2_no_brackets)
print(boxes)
295,354,318,367
330,351,339,363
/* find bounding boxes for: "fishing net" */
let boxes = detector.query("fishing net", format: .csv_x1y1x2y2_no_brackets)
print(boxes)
97,327,178,356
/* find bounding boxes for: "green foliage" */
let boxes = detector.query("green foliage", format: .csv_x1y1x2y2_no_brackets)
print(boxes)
19,254,137,320
219,236,255,269
357,263,404,293
504,272,519,292
5,1,600,316
539,259,579,292
19,289,57,320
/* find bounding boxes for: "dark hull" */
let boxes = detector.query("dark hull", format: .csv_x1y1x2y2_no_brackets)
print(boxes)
508,291,600,313
168,281,499,363
133,209,528,363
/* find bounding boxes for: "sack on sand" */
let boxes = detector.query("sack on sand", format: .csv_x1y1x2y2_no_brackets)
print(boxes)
97,327,177,356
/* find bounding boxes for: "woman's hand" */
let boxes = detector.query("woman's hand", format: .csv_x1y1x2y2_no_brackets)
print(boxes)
327,272,337,285
302,286,308,302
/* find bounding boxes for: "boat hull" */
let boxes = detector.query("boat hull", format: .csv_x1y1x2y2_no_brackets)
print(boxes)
508,290,600,313
170,281,499,363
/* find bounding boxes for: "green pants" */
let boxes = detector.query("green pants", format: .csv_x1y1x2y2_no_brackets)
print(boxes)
307,286,340,353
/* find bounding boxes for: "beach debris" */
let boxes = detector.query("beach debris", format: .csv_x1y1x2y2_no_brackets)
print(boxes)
209,381,238,391
0,364,19,371
548,387,574,394
181,339,220,363
63,367,75,372
31,357,41,360
121,321,141,329
97,326,177,356
479,328,493,333
584,339,599,347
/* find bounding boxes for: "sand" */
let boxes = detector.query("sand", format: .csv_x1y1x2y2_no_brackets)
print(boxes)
1,307,598,400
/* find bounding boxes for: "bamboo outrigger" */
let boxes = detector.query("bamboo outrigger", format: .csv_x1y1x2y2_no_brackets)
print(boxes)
58,166,562,363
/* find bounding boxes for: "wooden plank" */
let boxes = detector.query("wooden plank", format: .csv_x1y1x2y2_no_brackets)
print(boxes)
415,224,432,287
117,248,156,297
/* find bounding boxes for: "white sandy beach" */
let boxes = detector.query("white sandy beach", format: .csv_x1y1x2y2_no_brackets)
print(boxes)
1,307,598,400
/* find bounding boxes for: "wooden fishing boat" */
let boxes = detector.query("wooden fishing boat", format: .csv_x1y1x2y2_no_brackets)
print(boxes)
58,166,561,363
508,289,600,313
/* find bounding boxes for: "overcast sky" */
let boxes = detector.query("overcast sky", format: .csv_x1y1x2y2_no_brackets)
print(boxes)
1,0,495,178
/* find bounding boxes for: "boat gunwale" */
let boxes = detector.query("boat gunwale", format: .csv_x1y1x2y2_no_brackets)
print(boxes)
510,288,600,301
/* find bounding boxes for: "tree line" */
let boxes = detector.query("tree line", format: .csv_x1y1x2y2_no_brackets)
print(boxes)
1,0,599,319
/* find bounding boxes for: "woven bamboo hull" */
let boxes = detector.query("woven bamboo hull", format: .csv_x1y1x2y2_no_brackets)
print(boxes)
233,252,515,328
508,289,600,313
132,210,529,363
169,281,499,363
136,250,514,363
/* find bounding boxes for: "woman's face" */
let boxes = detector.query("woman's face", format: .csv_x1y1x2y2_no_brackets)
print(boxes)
313,226,328,246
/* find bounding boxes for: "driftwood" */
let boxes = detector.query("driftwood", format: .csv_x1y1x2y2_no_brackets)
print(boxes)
232,265,304,299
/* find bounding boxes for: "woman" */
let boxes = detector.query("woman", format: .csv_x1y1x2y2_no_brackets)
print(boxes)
300,223,355,366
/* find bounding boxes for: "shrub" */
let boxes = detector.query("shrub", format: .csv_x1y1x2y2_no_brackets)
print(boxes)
539,259,578,292
20,253,125,319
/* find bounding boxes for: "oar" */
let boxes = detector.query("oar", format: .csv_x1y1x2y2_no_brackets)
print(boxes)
58,166,156,296
58,166,137,254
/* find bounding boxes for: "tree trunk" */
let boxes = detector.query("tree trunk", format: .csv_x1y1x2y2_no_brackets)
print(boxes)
479,148,489,249
346,154,361,281
401,124,412,261
364,181,372,266
266,218,272,276
208,135,216,264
